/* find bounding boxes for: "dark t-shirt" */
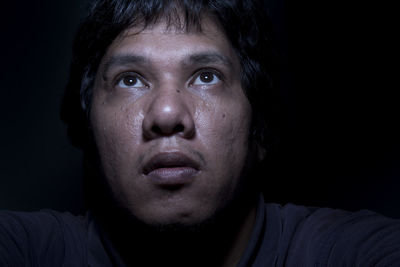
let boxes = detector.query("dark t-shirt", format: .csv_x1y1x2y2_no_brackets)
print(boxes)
1,199,399,266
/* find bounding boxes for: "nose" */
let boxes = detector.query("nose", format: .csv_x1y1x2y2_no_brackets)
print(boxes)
142,87,195,140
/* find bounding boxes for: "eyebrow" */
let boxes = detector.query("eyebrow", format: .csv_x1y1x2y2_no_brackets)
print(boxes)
185,52,233,67
101,51,234,79
102,55,148,79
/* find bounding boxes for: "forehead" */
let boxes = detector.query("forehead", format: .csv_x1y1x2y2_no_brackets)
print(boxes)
100,16,240,71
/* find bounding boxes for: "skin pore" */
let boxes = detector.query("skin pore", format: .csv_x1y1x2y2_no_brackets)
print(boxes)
89,15,261,266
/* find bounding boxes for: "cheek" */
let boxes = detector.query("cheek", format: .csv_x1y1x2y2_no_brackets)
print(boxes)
222,111,251,166
90,98,144,175
197,96,252,168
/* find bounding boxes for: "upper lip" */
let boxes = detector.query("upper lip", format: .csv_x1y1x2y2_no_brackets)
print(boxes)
143,152,200,175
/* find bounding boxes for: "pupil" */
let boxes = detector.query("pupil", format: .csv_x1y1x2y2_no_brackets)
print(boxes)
200,72,213,83
124,76,137,86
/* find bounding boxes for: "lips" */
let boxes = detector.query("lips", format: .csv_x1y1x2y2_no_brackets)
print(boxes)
143,152,200,185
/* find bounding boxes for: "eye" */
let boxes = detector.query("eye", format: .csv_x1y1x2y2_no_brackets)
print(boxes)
192,71,221,86
116,74,146,88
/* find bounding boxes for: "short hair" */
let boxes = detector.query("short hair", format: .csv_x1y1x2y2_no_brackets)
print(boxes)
61,0,278,154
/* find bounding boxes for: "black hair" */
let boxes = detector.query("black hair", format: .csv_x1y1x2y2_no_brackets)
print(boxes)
61,0,278,156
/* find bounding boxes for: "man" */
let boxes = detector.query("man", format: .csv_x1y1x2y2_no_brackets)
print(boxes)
1,0,399,266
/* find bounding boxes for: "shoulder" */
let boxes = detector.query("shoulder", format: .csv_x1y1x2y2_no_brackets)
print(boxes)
0,209,86,227
263,203,400,266
0,210,88,266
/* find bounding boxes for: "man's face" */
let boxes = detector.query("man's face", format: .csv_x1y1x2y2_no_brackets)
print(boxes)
90,17,253,226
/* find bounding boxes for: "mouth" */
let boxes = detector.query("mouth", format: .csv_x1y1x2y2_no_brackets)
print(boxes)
143,152,200,186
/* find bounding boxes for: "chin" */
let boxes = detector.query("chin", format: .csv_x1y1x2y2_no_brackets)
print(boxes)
138,212,221,235
133,208,215,229
126,199,239,235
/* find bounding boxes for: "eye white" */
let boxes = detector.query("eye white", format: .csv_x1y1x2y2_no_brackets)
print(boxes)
192,72,220,85
117,75,145,88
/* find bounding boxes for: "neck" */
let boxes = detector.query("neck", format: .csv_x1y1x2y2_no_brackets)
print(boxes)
96,194,259,267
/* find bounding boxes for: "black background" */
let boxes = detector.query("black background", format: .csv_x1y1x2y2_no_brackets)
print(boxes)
0,1,398,217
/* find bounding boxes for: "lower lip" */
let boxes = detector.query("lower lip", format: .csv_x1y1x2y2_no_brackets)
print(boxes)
146,167,198,185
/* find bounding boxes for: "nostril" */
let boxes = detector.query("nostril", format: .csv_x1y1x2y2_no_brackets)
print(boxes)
150,124,185,136
173,124,184,133
151,125,162,135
